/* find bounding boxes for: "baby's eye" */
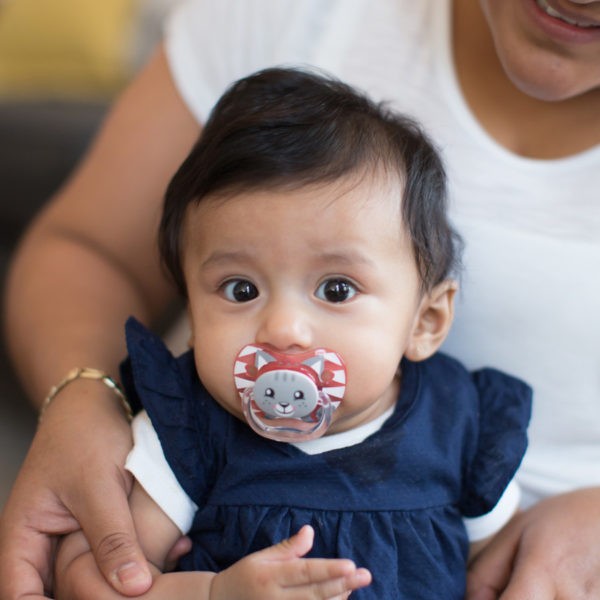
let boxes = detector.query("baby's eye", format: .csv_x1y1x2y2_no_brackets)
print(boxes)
221,279,259,302
315,278,357,303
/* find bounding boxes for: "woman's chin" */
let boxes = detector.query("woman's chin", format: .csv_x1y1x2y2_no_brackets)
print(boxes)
499,46,600,101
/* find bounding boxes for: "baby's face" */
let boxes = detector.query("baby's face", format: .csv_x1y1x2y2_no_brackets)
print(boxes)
181,175,425,434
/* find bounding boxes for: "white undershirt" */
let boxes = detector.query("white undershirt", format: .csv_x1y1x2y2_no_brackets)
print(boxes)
126,410,520,541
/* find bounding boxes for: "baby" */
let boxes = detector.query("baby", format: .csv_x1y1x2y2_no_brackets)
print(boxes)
55,67,531,599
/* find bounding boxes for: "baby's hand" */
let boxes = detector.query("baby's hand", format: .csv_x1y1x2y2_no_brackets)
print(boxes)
209,525,371,600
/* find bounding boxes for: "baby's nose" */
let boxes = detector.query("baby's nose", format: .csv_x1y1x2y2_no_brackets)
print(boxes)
255,299,312,351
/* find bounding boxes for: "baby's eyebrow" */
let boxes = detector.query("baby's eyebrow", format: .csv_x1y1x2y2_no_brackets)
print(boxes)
201,250,253,269
316,251,377,269
199,248,377,272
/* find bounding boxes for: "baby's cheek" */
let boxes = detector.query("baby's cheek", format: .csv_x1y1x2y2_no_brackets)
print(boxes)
196,354,235,404
344,361,398,407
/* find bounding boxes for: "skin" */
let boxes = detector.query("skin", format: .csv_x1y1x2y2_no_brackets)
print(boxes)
1,0,600,598
0,47,196,598
454,0,600,158
54,174,453,598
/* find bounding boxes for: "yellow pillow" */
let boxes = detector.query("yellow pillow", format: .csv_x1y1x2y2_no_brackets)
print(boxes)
0,0,136,98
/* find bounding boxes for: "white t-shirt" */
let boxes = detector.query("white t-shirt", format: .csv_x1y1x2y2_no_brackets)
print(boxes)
161,0,600,507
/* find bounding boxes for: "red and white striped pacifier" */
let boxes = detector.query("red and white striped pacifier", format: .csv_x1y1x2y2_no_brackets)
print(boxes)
234,344,347,442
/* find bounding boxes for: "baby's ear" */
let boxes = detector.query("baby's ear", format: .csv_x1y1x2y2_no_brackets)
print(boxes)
405,280,457,361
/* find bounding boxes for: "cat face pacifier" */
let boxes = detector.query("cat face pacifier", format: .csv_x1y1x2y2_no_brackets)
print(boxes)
234,344,347,442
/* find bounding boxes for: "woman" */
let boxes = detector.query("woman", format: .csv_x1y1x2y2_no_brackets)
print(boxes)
1,0,599,598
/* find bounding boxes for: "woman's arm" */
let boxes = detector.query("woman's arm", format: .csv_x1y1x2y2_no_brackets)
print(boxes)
4,44,198,403
0,45,201,600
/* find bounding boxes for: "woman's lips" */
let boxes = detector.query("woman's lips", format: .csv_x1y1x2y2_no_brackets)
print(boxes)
536,0,600,28
527,0,600,44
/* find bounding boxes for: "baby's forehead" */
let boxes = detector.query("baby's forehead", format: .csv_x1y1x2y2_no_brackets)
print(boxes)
182,173,411,265
193,168,406,213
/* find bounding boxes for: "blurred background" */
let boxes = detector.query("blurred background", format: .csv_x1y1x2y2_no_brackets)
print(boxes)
0,0,177,509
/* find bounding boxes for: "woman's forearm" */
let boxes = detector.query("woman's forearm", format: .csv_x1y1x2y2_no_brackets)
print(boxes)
3,45,200,407
4,222,166,405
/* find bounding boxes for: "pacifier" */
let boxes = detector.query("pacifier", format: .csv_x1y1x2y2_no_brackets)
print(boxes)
234,344,347,442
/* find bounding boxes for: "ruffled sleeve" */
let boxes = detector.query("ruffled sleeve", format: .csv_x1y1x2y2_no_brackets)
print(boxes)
120,317,228,505
459,368,532,518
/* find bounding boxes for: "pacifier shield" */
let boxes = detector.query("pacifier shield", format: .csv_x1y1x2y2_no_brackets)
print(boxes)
234,345,346,442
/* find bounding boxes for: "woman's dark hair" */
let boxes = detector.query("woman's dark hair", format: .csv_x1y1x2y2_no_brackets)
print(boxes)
159,67,461,295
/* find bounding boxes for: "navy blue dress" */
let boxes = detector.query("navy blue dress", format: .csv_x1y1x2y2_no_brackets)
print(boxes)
122,318,531,599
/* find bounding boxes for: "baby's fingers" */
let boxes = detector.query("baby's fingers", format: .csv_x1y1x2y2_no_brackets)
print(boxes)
266,526,372,597
280,562,372,600
276,556,358,586
320,567,372,598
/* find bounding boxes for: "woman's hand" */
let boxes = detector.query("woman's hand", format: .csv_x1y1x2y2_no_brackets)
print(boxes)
210,525,372,600
0,384,152,599
466,487,600,599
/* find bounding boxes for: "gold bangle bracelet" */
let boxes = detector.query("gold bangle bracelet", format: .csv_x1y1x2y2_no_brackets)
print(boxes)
39,367,133,424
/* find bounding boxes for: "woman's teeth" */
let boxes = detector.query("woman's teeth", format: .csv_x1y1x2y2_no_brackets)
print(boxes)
536,0,598,28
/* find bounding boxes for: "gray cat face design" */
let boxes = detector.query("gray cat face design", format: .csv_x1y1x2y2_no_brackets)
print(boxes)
253,369,319,418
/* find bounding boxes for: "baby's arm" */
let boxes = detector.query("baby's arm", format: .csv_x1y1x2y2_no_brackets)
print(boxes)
55,481,371,599
56,535,214,599
54,481,214,599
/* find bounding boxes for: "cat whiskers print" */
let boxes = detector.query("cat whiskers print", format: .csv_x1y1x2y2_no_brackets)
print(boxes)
234,345,346,442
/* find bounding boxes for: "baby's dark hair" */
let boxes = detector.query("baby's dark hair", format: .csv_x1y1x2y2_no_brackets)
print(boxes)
159,67,461,295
